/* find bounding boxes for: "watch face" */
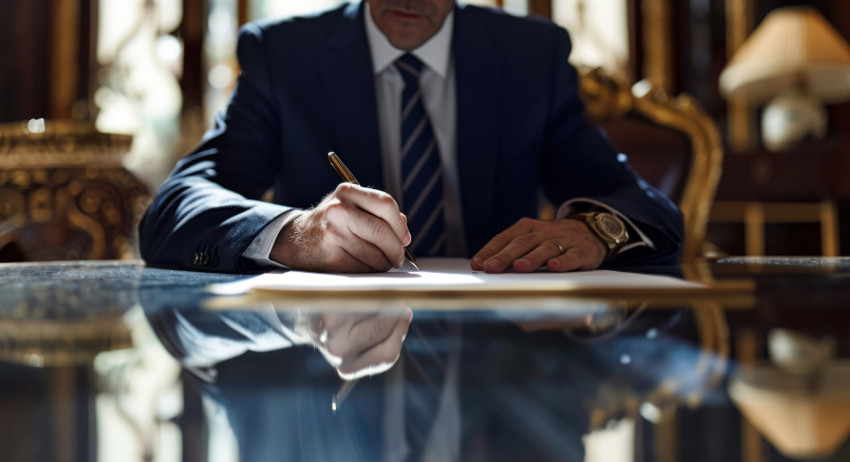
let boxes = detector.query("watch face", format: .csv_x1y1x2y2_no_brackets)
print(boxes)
596,214,627,243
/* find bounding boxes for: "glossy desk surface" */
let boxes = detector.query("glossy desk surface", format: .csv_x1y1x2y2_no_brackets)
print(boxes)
0,257,849,462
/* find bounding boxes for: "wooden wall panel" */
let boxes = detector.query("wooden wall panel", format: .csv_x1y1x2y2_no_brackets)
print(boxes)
528,0,551,18
1,0,53,122
1,0,95,123
180,0,206,118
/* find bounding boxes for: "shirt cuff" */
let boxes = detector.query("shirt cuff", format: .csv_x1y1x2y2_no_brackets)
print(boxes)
242,210,302,268
556,198,655,256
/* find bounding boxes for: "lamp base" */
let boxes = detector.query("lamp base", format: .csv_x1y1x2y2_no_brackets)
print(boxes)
761,92,827,151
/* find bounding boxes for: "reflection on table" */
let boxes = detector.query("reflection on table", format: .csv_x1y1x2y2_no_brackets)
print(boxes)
0,257,848,461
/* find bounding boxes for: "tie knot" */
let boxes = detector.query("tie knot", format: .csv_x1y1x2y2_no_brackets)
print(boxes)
395,53,423,82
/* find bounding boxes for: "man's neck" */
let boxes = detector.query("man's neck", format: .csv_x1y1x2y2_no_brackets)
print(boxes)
363,2,454,77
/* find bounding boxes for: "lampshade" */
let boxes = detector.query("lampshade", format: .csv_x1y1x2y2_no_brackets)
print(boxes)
729,362,850,459
719,6,850,105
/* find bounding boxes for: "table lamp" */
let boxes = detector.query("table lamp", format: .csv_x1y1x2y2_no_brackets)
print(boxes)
719,7,850,151
729,329,849,460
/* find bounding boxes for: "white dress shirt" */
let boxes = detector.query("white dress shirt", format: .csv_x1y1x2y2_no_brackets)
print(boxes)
367,7,468,258
362,9,462,461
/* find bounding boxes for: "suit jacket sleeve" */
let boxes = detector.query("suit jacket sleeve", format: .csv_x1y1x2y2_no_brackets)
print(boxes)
139,24,292,273
538,26,684,267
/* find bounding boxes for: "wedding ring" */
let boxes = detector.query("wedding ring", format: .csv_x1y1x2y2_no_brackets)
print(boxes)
551,240,566,255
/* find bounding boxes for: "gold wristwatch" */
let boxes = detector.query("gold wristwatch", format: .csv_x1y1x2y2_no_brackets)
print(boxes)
567,212,629,260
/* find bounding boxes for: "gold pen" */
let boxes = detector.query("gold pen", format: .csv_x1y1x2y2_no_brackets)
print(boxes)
327,152,421,270
331,379,357,413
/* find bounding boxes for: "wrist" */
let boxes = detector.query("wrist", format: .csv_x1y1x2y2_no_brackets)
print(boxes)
564,211,629,260
270,211,306,267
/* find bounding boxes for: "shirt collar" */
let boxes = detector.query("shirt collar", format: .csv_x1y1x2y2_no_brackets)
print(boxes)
364,2,453,78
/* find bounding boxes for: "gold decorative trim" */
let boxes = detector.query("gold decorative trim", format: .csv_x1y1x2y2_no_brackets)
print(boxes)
642,0,673,91
63,188,108,259
0,168,148,260
579,68,724,259
0,318,132,366
578,68,634,121
0,121,147,260
51,0,80,119
726,0,754,60
0,121,131,168
0,152,127,169
726,0,756,151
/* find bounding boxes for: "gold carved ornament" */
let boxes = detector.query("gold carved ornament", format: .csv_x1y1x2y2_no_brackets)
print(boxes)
578,67,724,260
0,121,149,261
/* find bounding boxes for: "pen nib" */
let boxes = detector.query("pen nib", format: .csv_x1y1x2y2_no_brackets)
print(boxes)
404,248,421,271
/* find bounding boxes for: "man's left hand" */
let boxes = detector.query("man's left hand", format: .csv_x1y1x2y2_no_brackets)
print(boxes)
470,217,607,273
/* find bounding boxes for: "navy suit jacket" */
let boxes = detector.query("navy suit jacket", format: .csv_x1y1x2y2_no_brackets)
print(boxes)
139,2,683,273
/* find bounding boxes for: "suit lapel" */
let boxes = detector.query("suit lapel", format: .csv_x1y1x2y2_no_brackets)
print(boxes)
319,3,384,189
453,6,500,251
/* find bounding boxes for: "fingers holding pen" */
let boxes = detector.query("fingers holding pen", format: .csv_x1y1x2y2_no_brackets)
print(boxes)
337,184,411,267
307,308,413,379
272,183,410,272
333,309,412,378
340,184,411,246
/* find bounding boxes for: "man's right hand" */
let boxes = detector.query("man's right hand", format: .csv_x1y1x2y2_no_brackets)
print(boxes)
296,308,413,380
270,183,411,272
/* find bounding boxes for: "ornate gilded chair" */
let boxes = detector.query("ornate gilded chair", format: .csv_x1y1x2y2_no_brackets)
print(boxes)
577,67,724,260
575,69,729,462
0,120,148,261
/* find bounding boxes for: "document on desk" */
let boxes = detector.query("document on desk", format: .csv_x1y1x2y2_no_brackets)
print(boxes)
208,258,705,297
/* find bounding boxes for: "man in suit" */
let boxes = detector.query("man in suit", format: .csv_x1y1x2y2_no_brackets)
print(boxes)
139,0,683,274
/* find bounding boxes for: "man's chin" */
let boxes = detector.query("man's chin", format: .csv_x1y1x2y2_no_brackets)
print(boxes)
385,30,429,51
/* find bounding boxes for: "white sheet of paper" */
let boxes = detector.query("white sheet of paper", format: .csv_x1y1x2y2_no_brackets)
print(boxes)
208,258,703,296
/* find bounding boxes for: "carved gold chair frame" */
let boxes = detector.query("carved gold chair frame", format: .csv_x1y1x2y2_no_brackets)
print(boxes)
578,67,724,260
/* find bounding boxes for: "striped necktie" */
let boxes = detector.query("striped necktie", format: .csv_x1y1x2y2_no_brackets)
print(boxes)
395,53,447,256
